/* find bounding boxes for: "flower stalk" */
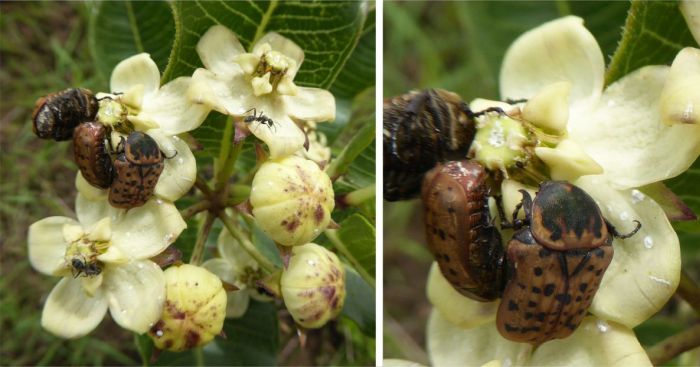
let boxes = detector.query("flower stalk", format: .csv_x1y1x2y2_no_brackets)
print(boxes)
647,323,700,365
189,211,216,265
677,269,700,315
324,229,375,288
218,210,276,273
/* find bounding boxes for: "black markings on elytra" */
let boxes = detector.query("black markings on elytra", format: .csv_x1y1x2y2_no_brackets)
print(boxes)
579,283,588,292
555,294,572,305
508,301,519,311
544,284,555,296
528,301,537,307
505,324,518,332
534,267,543,276
539,248,551,258
532,286,541,294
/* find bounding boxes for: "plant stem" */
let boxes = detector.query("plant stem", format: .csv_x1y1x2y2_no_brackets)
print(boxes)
324,229,375,288
677,269,700,315
195,174,214,198
647,324,700,365
344,184,376,206
214,118,243,193
218,210,276,273
189,212,216,265
180,201,211,221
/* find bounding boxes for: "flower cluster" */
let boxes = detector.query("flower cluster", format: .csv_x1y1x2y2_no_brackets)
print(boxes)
28,24,343,348
424,15,700,366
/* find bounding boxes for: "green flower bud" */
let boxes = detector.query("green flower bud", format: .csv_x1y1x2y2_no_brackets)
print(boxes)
280,243,345,329
250,156,334,246
470,108,530,173
148,264,226,352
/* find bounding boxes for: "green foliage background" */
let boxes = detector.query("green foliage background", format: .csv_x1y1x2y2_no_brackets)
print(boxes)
383,1,699,365
1,1,375,365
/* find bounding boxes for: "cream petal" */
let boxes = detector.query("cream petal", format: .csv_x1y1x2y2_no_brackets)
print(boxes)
252,72,273,96
197,25,246,75
522,81,571,134
660,47,700,125
282,87,336,123
189,68,252,115
110,199,185,260
149,132,196,201
135,77,211,135
383,359,426,367
535,139,603,181
255,32,304,77
427,310,530,367
110,53,160,97
500,16,604,106
28,217,76,275
120,84,145,110
681,1,700,44
225,289,251,318
87,217,111,242
236,53,260,75
81,273,104,296
104,261,166,334
530,317,651,366
202,258,237,284
576,176,680,328
75,172,108,203
501,179,537,222
75,193,110,228
252,112,306,159
569,66,700,189
41,277,108,339
217,229,258,271
426,263,498,329
276,76,298,96
97,245,128,264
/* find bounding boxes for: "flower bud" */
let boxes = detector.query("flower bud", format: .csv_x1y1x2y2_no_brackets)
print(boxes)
469,101,531,173
250,156,334,246
148,264,226,352
280,243,345,329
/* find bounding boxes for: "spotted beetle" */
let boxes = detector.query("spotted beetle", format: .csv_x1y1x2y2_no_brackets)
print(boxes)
108,131,164,209
73,122,113,189
422,160,505,301
32,88,98,141
496,181,641,344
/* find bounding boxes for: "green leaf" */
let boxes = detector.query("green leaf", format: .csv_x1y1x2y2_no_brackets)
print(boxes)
89,1,175,84
342,266,375,336
666,158,700,234
330,5,376,100
605,1,699,85
165,1,367,87
337,214,375,277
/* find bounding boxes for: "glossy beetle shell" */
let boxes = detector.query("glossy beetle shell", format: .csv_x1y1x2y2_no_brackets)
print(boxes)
32,88,98,141
496,181,630,345
73,122,113,189
496,228,612,344
530,181,608,251
384,89,475,201
422,160,504,301
108,132,164,209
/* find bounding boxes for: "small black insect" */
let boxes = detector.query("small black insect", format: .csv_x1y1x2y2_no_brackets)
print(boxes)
244,108,276,132
71,257,102,277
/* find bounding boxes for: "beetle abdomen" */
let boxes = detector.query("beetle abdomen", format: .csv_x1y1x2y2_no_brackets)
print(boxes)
422,160,504,301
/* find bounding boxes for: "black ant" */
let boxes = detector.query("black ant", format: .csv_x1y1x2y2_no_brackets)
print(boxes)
244,108,276,132
71,256,102,278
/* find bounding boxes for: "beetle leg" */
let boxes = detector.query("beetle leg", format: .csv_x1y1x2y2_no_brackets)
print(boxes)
163,150,178,159
606,219,642,239
505,98,528,105
469,106,506,119
519,189,533,225
494,195,514,229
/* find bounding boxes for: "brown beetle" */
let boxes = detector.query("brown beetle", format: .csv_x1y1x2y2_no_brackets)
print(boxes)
32,88,98,141
108,131,164,209
496,181,641,344
73,122,113,189
422,160,505,301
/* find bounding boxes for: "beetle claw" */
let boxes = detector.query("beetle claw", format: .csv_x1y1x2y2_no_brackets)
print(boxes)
608,219,642,239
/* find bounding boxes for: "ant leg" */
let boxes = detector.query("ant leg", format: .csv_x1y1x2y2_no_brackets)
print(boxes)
505,98,528,104
606,219,642,239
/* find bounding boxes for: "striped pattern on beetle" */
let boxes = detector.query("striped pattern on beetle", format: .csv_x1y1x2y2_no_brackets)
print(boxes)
33,88,98,141
422,160,504,301
73,122,113,189
384,89,476,202
496,181,641,344
108,131,164,209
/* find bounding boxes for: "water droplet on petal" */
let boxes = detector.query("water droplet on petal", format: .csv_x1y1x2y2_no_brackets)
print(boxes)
648,275,671,286
137,263,144,269
121,309,128,314
156,198,163,205
172,136,180,141
631,189,645,203
644,236,654,249
619,211,629,221
164,233,174,243
605,204,613,213
306,259,316,267
156,330,164,337
596,320,609,333
177,157,184,165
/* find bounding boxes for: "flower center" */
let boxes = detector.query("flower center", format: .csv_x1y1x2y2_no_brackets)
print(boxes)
64,235,109,277
97,98,136,134
253,50,292,92
240,266,263,288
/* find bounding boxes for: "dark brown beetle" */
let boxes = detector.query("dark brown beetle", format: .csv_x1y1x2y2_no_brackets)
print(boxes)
496,181,641,345
73,122,113,189
384,89,508,201
422,160,505,301
108,131,164,209
32,88,99,141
